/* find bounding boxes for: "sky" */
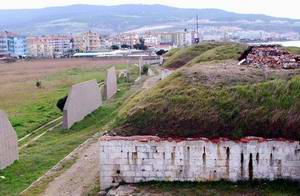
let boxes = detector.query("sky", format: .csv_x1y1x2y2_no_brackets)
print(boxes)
1,0,299,19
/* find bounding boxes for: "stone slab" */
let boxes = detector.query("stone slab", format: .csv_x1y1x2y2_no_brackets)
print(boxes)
104,67,117,100
63,80,102,129
0,111,18,170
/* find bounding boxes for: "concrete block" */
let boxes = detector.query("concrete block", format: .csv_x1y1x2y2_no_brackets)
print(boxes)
0,111,18,170
104,67,117,100
63,80,102,129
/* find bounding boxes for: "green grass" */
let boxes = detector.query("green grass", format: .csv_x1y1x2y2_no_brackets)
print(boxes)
185,44,247,66
0,80,135,196
113,68,300,139
163,48,180,59
136,180,300,196
286,46,300,55
163,42,246,68
0,63,140,196
5,65,128,138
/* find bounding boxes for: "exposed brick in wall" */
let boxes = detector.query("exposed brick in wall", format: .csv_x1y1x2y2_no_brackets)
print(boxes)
63,80,102,129
0,111,18,170
99,136,300,190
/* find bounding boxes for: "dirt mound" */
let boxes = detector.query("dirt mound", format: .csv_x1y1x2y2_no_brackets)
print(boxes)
112,61,300,140
163,42,246,69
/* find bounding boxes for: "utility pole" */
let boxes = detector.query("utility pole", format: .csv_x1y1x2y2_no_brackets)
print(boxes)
196,14,199,36
195,14,200,44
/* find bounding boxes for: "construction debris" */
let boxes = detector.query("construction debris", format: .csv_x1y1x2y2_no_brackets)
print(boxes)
239,45,300,69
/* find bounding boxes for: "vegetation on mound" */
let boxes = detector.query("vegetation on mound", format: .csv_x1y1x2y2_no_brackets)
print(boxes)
136,180,300,196
163,42,247,68
286,46,300,55
185,44,247,67
113,67,300,139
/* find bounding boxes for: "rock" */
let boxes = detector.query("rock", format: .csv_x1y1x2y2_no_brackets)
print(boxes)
98,191,107,196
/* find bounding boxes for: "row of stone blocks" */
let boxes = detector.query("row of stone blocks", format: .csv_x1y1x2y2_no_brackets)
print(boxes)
99,136,300,190
0,111,18,170
63,67,117,129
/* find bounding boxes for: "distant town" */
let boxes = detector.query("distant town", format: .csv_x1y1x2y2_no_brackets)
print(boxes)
0,28,299,59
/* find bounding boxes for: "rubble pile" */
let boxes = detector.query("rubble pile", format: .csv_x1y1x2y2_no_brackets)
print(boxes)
240,45,300,69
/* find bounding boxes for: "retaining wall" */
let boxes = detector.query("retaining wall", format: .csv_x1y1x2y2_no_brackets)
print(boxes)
63,80,102,129
99,136,300,190
0,111,18,170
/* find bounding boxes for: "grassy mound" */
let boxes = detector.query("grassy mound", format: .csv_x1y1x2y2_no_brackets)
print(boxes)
286,46,300,55
113,61,300,140
163,42,247,68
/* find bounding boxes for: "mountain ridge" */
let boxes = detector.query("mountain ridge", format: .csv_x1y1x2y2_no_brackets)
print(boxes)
1,4,299,35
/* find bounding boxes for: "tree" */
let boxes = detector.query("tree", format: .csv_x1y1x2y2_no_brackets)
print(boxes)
141,64,149,75
121,44,131,49
133,38,148,50
111,45,119,50
156,49,167,56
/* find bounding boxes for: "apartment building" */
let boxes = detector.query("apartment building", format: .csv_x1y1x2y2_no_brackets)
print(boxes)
27,36,54,58
48,35,73,58
0,32,8,57
157,30,198,47
0,31,27,57
143,32,159,47
27,35,73,58
74,31,101,52
108,33,140,48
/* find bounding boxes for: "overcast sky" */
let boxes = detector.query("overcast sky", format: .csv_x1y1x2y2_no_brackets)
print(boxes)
1,0,299,19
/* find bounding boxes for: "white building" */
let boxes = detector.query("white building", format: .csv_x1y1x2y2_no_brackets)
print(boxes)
0,32,8,56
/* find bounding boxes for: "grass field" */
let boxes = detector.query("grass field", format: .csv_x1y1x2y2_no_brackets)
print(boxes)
0,82,133,195
0,58,137,138
0,58,140,195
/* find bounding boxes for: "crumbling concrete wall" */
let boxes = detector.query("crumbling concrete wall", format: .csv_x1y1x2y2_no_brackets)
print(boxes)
0,111,18,170
63,80,102,129
104,67,117,100
99,136,300,190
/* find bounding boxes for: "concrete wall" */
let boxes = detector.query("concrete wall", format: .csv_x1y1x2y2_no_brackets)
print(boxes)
0,111,18,170
104,67,117,100
99,136,300,190
139,57,161,67
63,80,102,129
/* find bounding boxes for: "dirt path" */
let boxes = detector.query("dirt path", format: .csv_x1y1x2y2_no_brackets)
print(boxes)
142,75,160,89
142,66,161,89
43,138,99,196
37,65,162,196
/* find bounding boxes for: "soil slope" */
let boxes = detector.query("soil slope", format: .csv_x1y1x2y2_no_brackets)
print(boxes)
113,60,300,140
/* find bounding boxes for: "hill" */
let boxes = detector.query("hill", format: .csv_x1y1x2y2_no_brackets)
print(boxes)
1,4,300,35
112,45,300,140
163,42,247,68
